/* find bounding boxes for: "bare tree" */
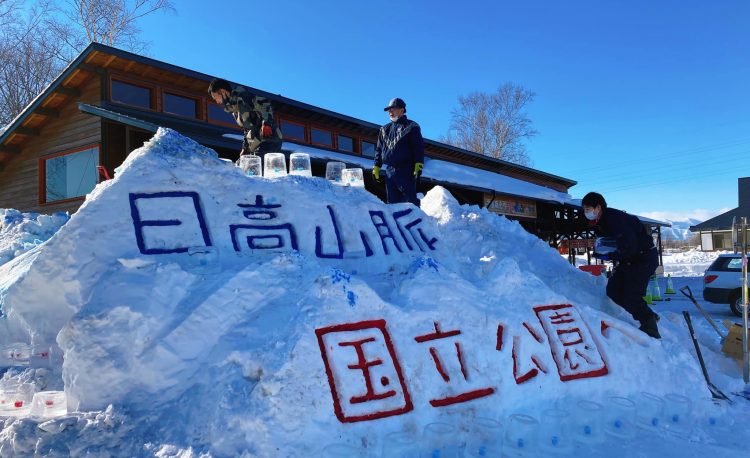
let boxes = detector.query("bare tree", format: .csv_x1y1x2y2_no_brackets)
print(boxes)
442,83,538,166
0,0,174,126
48,0,174,58
0,30,62,125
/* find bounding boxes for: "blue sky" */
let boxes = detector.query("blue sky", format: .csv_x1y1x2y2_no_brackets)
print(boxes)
139,0,749,221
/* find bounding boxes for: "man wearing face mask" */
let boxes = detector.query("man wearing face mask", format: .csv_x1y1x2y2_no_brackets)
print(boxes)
208,78,282,160
582,192,661,339
372,97,425,206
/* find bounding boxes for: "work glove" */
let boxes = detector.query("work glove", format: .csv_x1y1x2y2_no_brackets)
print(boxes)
414,162,423,178
261,122,273,138
372,165,382,182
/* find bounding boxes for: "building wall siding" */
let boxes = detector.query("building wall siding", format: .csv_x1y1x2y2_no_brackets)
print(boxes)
0,79,101,215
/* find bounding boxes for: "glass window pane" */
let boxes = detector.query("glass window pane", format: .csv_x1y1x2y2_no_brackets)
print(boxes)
164,92,198,118
111,80,151,108
281,120,305,141
311,128,332,146
45,147,99,202
208,104,237,125
338,135,354,152
361,140,376,158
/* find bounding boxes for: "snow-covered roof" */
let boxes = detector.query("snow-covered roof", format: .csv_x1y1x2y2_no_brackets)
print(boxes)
222,135,574,205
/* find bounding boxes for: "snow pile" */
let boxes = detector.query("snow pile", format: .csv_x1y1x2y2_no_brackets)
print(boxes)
663,249,723,277
0,209,69,267
0,129,748,456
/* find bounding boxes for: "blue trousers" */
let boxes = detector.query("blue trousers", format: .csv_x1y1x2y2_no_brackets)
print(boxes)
385,167,419,206
606,250,659,323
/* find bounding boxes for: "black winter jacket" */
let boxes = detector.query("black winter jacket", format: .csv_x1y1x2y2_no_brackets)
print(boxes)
592,207,655,261
374,115,425,169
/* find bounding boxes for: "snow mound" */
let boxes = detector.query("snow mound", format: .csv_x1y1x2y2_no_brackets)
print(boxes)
0,209,68,268
0,129,745,456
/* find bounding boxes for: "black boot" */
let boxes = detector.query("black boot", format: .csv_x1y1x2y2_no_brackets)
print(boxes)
639,314,661,339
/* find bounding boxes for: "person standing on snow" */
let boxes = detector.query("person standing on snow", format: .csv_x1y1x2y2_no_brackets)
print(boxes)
372,97,425,206
208,78,282,160
582,192,661,339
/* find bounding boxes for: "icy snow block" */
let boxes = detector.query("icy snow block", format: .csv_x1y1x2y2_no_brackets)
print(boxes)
594,237,618,255
0,384,33,417
263,153,287,178
289,152,312,177
325,161,346,184
30,391,67,418
342,168,365,188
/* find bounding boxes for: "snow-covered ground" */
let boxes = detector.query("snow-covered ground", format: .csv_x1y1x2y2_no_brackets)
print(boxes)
0,129,749,457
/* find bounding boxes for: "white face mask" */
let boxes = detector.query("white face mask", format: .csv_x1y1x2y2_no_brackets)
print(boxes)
584,210,598,221
389,114,400,122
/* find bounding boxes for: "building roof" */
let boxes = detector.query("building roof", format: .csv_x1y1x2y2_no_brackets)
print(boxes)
566,198,671,228
0,42,577,190
689,206,750,232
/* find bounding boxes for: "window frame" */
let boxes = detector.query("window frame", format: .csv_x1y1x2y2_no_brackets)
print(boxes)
161,87,204,120
206,102,241,128
310,125,334,148
360,139,377,158
336,134,355,153
279,117,307,142
109,75,157,111
38,143,101,206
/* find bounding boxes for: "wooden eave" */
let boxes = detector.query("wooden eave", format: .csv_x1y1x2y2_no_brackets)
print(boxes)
1,42,577,193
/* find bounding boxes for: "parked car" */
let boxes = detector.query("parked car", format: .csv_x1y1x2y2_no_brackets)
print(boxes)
703,253,748,317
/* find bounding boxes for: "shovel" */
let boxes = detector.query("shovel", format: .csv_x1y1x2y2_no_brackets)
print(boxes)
682,311,732,403
679,285,725,339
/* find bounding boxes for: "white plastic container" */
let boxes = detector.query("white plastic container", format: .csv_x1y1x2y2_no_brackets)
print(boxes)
504,414,539,457
464,417,502,457
239,155,262,177
289,153,312,177
325,161,346,184
342,168,365,187
263,153,287,178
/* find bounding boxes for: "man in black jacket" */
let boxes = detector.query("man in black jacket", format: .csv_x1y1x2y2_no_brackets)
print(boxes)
583,192,661,339
372,98,425,206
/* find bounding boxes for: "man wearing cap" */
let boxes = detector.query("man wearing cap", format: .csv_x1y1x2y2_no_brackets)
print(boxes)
583,191,661,339
372,98,425,206
208,78,282,159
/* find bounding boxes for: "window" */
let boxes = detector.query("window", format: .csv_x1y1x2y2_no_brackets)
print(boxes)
164,92,198,118
280,119,306,141
337,135,354,152
311,128,332,147
42,146,99,203
208,104,237,125
727,258,743,270
361,140,376,158
111,80,152,108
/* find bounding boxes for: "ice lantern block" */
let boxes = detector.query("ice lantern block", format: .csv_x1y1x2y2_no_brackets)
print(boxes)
325,161,346,184
239,155,262,177
263,153,287,178
342,168,365,187
289,153,312,177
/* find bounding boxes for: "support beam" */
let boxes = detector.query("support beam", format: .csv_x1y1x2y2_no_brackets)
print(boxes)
34,107,59,118
0,145,20,154
15,127,40,136
54,86,81,97
79,63,106,74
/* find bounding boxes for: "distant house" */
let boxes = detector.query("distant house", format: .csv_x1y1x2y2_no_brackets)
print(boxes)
0,42,668,259
689,177,750,251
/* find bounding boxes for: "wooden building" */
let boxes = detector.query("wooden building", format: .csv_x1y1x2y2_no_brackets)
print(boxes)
0,43,666,257
689,177,750,251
